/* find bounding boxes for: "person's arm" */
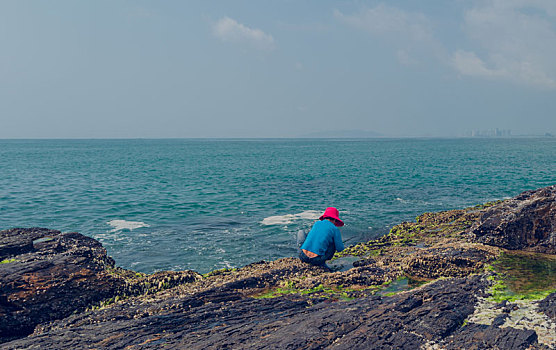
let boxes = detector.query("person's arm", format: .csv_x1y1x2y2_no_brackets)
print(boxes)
333,227,344,252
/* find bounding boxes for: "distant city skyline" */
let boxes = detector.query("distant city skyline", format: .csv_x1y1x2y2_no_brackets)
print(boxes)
466,128,512,138
1,1,555,138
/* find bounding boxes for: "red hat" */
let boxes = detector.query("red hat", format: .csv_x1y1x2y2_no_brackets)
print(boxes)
319,207,344,227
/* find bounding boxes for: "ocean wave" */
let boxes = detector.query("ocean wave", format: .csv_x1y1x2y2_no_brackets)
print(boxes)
261,210,321,226
395,198,433,205
107,219,150,232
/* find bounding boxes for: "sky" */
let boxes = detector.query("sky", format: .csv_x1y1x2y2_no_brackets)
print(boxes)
1,0,555,138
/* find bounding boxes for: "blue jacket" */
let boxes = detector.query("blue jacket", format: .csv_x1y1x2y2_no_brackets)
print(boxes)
301,220,344,256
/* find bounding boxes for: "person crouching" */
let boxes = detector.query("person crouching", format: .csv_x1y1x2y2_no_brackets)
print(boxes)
298,207,344,270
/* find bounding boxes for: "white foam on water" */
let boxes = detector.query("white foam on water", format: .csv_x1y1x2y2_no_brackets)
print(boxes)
221,260,234,268
107,219,150,232
395,197,433,205
261,210,321,226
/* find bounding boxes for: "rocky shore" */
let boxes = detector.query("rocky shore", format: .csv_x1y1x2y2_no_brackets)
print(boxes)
1,186,555,349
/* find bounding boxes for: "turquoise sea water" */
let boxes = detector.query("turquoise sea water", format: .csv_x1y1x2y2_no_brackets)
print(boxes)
1,138,555,273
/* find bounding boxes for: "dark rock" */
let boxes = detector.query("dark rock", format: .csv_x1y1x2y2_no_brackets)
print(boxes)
393,295,422,312
491,313,509,327
3,276,489,349
468,185,556,254
352,258,376,267
0,228,200,343
0,228,124,342
0,228,59,259
538,292,556,321
443,323,538,350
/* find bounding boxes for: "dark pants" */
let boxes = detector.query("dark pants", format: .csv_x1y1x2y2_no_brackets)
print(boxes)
298,231,336,267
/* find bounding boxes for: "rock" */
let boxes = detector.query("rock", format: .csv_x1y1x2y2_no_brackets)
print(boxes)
491,313,509,327
538,292,556,321
0,227,58,258
0,228,124,342
0,228,200,343
468,185,556,254
494,300,508,309
443,323,539,350
402,246,497,279
2,276,488,349
352,258,376,267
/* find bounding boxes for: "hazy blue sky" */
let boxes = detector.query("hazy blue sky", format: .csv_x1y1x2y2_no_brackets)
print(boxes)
1,0,555,138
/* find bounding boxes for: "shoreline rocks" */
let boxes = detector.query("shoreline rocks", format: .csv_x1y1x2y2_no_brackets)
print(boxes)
0,228,200,343
1,186,555,349
0,228,123,342
468,185,556,254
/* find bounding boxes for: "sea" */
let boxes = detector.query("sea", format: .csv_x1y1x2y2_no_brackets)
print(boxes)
1,138,555,274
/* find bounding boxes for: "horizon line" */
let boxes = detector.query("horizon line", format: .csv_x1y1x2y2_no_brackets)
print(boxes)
0,135,553,141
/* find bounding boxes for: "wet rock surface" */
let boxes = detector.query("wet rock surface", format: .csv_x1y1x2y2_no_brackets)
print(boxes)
0,228,200,343
469,185,556,254
0,228,123,342
1,186,555,349
3,276,489,349
538,292,556,321
443,323,540,350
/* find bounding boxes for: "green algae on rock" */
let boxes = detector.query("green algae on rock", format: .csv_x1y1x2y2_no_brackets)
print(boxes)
333,202,502,284
0,258,17,264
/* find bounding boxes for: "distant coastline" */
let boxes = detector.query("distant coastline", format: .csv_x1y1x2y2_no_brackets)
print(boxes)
1,133,555,140
298,129,384,138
